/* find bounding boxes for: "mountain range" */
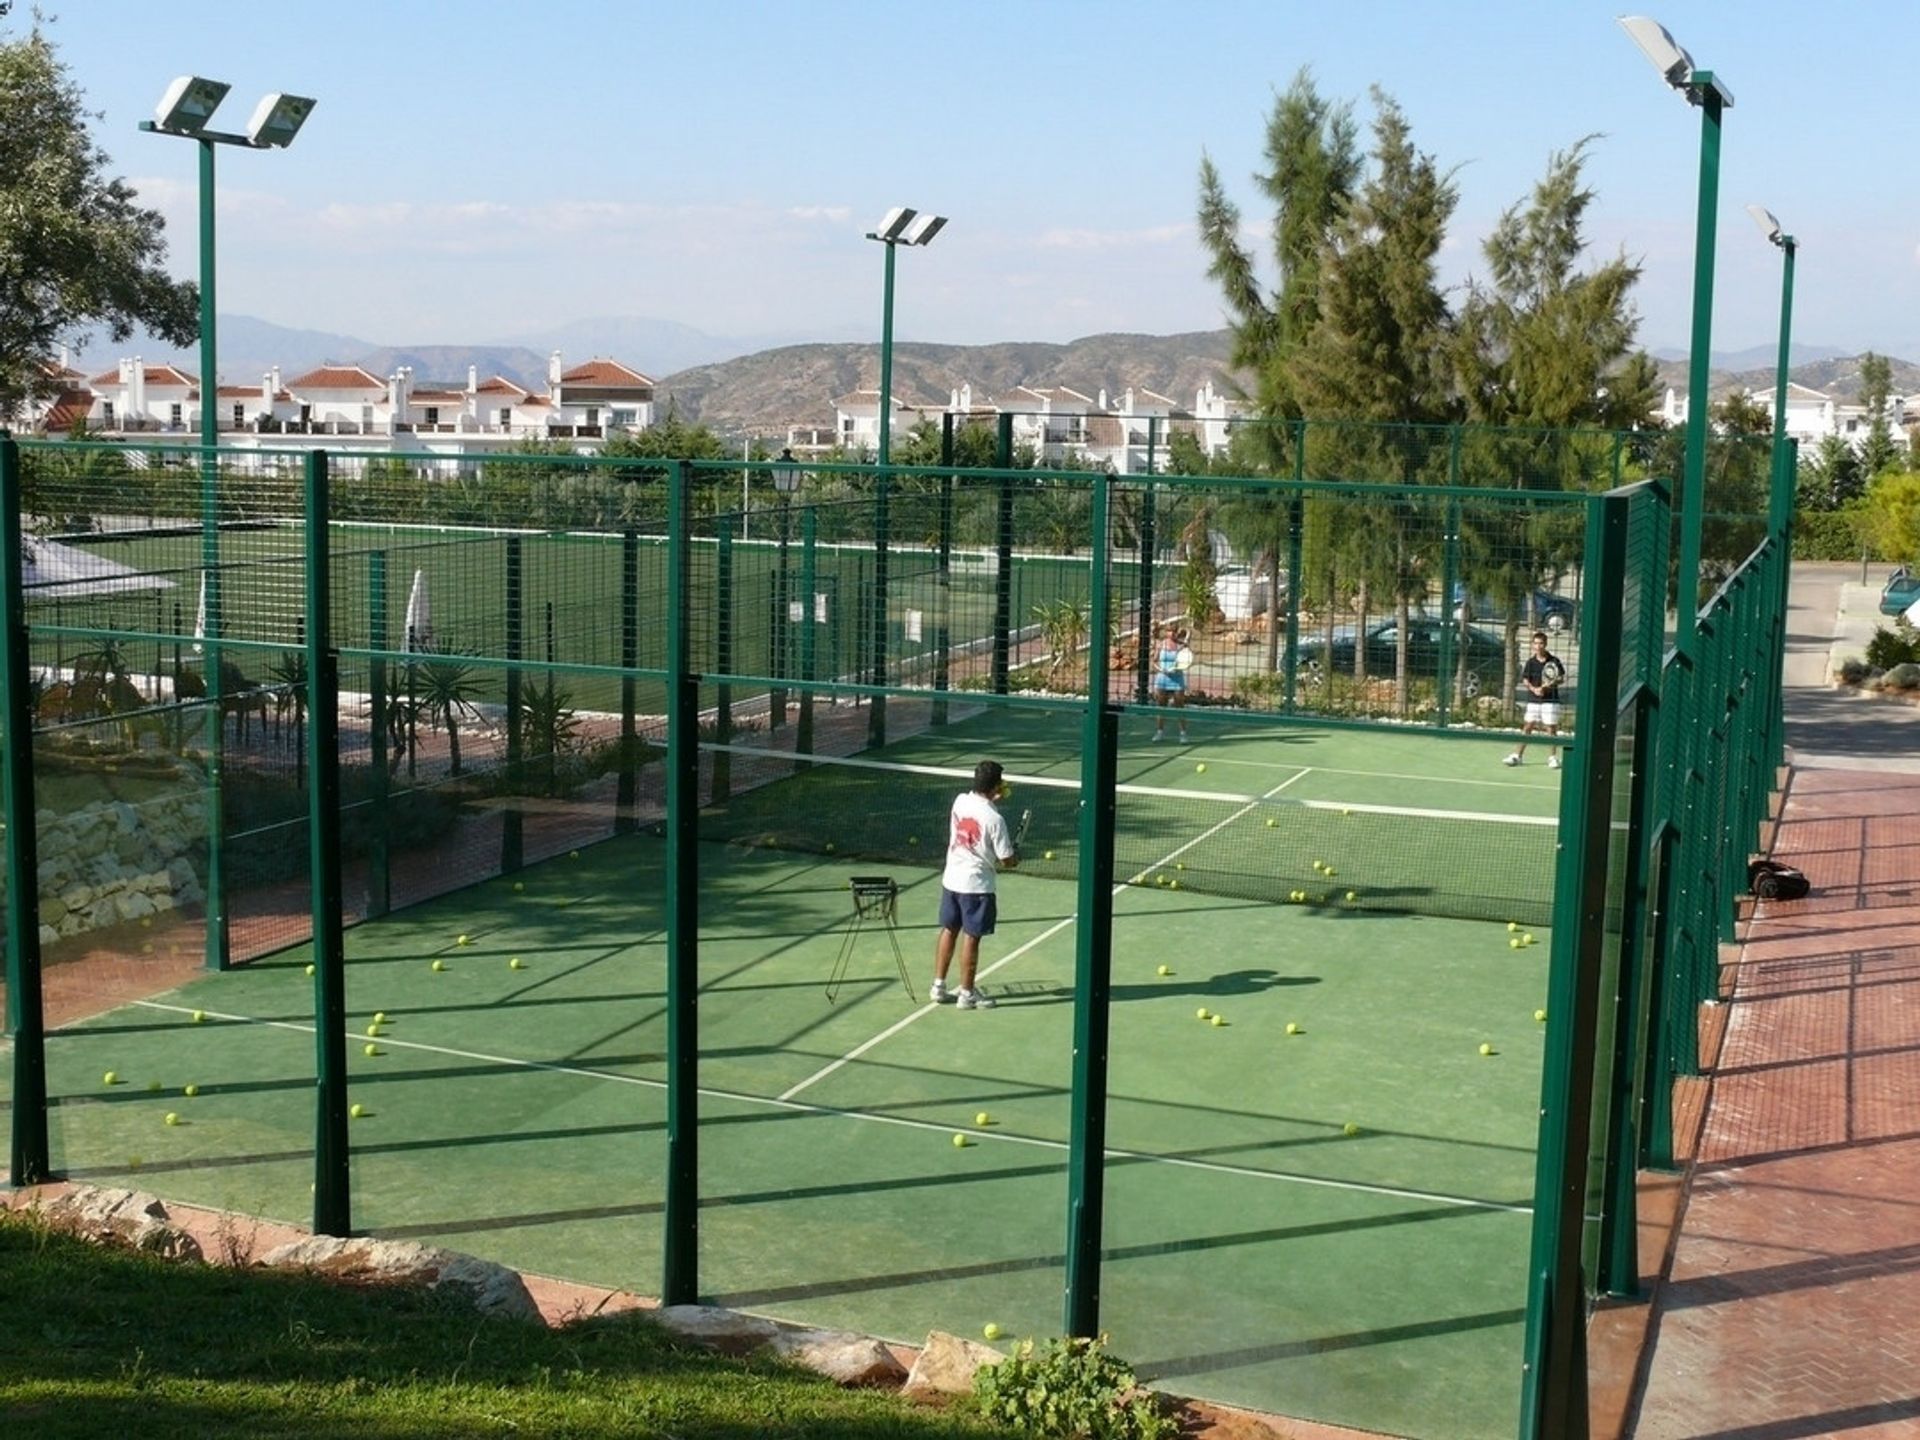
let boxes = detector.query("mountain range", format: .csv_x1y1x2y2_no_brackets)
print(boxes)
66,314,1917,440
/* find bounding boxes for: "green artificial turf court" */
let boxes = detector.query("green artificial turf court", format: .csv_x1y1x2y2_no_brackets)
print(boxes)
12,710,1563,1440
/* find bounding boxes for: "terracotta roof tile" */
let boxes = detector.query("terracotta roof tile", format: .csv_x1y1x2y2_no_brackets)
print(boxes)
476,376,529,396
41,390,95,432
285,364,386,390
409,389,464,402
560,358,654,387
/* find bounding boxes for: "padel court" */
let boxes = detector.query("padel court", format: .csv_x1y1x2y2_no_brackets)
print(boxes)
18,714,1561,1440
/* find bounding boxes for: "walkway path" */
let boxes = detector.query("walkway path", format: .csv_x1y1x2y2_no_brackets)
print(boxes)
1628,562,1920,1438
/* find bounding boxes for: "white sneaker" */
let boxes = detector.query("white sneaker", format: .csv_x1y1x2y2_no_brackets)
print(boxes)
1503,753,1521,767
1547,754,1562,770
1179,732,1190,743
956,987,995,1010
1150,731,1164,743
929,980,954,1004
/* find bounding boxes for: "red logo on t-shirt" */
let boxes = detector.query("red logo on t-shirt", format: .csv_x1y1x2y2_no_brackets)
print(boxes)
953,816,981,849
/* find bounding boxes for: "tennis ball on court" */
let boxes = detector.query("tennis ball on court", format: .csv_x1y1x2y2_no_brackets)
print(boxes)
1044,849,1056,861
350,1103,366,1119
1341,807,1351,817
1479,1043,1495,1057
952,1134,969,1148
983,1323,1002,1341
1175,861,1186,871
975,1112,991,1127
305,963,315,976
1312,860,1324,872
570,849,580,860
1210,1014,1224,1027
364,1043,379,1057
1285,1022,1301,1036
1195,763,1207,774
431,959,446,972
103,1071,119,1086
1157,964,1172,976
513,881,524,892
1155,873,1168,886
141,942,153,954
366,1023,380,1037
1324,866,1336,877
1510,938,1522,950
1507,921,1520,933
1196,1007,1210,1021
191,1009,205,1024
147,1079,162,1092
456,933,471,946
1345,890,1357,902
183,1084,199,1098
908,835,919,846
140,915,152,929
373,1012,387,1025
509,956,525,970
164,1112,180,1126
1170,879,1182,890
1522,933,1535,946
1265,816,1276,828
1534,1009,1548,1023
824,841,836,853
1343,1122,1361,1137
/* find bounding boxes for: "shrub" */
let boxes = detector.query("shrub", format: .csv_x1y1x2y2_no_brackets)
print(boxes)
1864,624,1920,671
973,1335,1175,1440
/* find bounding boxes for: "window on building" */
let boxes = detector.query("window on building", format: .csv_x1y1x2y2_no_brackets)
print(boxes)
362,404,374,430
611,408,636,428
169,402,183,428
102,401,115,426
585,407,600,429
498,407,512,428
425,406,440,426
232,403,246,428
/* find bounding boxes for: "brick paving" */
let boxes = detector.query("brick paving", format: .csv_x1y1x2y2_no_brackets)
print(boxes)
1627,768,1920,1439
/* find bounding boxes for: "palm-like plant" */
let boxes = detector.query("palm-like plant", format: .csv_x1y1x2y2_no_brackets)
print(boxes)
266,649,309,789
417,652,484,775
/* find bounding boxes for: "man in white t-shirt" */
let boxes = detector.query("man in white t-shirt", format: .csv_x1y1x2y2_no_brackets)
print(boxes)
929,759,1020,1011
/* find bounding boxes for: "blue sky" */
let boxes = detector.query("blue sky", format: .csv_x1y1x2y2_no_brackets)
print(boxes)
36,1,1920,360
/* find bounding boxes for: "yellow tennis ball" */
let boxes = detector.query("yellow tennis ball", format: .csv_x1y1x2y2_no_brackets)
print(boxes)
1155,874,1168,886
1345,890,1357,902
1195,1007,1210,1020
305,963,315,976
103,1071,119,1086
513,881,525,892
455,933,470,947
1195,763,1207,773
509,957,525,970
163,1112,179,1126
1265,816,1276,827
1286,1022,1302,1036
1534,1009,1548,1022
373,1012,387,1025
1312,860,1324,872
951,1134,968,1148
1044,850,1056,861
350,1103,366,1119
1343,1122,1361,1137
364,1043,379,1057
1522,933,1535,946
1507,921,1520,933
1156,964,1171,976
147,1079,162,1092
570,849,580,860
908,835,919,846
983,1323,1002,1341
1170,879,1181,890
183,1084,198,1097
1324,866,1336,877
1341,807,1351,817
1479,1043,1495,1057
1510,938,1522,949
190,1009,206,1024
431,959,446,972
975,1112,991,1126
824,841,836,853
365,1024,380,1037
1210,1014,1224,1027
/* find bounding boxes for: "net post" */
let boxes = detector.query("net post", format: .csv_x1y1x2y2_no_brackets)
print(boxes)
662,458,701,1304
502,537,525,870
1518,487,1629,1440
617,529,638,833
934,417,953,726
304,449,351,1236
992,415,1014,694
712,528,733,802
201,452,229,970
1437,495,1460,725
1064,470,1118,1337
797,503,817,763
366,550,390,916
868,468,889,747
1,433,51,1185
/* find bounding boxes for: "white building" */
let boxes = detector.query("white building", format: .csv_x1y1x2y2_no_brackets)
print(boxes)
1659,381,1908,451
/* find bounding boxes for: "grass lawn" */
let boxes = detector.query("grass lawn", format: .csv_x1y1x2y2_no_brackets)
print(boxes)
0,1210,999,1440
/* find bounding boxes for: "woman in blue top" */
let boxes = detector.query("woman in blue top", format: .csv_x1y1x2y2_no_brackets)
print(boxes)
1151,622,1192,742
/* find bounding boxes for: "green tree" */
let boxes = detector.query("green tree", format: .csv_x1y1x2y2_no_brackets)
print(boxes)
1803,433,1864,511
0,20,198,413
1857,352,1902,480
1860,470,1920,566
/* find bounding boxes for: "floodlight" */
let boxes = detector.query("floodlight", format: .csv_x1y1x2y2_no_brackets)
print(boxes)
1617,16,1693,89
902,214,947,246
246,93,317,148
872,207,917,242
1746,204,1784,246
154,75,231,134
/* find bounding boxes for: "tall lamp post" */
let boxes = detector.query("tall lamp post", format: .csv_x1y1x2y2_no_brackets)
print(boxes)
1748,205,1797,531
144,77,315,971
1619,16,1732,648
771,449,803,727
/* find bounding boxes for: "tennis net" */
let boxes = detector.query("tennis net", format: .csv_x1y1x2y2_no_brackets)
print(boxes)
698,741,1557,928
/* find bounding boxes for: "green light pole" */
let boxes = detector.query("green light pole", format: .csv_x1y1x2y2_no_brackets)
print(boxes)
866,207,947,467
1748,205,1797,535
1620,16,1732,652
143,77,316,970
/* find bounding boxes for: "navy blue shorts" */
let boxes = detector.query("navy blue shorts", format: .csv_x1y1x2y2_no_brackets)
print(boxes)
938,889,998,938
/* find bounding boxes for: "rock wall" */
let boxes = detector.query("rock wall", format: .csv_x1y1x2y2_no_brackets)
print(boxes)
31,792,206,946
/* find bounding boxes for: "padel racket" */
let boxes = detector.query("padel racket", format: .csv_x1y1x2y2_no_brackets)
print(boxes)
1540,659,1565,688
1013,808,1033,847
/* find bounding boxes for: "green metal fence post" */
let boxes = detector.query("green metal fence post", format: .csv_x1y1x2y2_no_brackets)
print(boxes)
304,450,350,1236
798,504,817,764
366,551,390,917
1285,423,1306,712
502,538,524,871
196,141,230,974
662,460,701,1304
617,530,639,832
993,415,1014,693
713,529,733,802
1518,488,1630,1440
2,434,50,1185
1135,473,1157,705
869,469,890,747
1064,474,1119,1337
934,416,954,726
1438,496,1461,726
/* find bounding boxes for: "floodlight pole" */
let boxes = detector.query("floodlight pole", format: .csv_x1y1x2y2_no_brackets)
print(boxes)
1764,230,1797,536
876,240,899,468
1673,76,1725,658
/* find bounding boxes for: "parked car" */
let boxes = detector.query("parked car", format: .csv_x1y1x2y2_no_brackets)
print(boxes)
1296,617,1512,697
1451,582,1576,632
1878,567,1920,616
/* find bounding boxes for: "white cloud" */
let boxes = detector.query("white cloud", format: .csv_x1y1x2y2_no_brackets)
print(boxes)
1034,223,1189,251
788,205,852,224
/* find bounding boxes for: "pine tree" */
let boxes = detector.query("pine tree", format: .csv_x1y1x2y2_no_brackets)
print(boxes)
1858,352,1902,480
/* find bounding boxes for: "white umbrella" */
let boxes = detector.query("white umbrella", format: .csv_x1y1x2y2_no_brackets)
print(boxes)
192,571,207,655
402,568,432,653
20,537,174,599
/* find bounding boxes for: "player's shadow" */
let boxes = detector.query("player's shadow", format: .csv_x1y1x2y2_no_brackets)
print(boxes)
995,968,1317,1006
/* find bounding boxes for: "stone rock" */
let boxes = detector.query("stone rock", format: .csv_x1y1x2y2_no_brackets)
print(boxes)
1883,662,1920,690
118,891,157,922
768,1327,909,1387
38,924,58,948
903,1330,1006,1398
256,1236,539,1320
41,1186,204,1262
649,1304,780,1356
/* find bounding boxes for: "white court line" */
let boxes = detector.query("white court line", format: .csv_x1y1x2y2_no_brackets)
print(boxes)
777,766,1314,1104
125,996,1529,1217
